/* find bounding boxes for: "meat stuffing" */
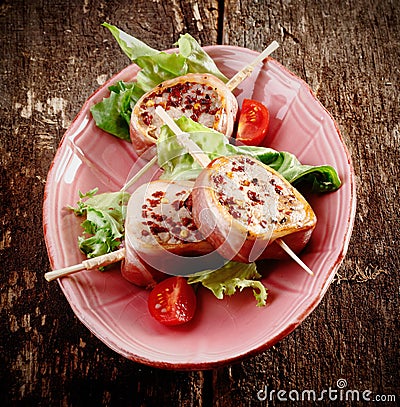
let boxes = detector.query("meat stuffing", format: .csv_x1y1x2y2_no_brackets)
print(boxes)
192,155,317,263
123,180,225,281
130,73,238,155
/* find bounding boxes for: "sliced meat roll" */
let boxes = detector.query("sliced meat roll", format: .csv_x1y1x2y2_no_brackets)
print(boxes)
191,155,317,263
130,73,238,155
123,180,225,282
121,248,166,289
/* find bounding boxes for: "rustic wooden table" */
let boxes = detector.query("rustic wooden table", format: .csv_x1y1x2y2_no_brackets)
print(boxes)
1,0,399,405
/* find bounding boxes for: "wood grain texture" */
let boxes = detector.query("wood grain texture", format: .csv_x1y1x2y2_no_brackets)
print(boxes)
1,0,398,405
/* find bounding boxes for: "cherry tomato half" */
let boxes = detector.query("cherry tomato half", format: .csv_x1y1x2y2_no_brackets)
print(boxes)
236,99,270,146
148,276,197,326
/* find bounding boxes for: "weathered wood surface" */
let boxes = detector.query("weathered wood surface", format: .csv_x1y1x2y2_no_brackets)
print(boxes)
1,0,398,405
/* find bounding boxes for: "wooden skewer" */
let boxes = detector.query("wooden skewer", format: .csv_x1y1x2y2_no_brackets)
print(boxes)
44,248,126,282
275,239,314,276
154,107,211,168
155,106,314,277
120,155,157,192
226,40,279,91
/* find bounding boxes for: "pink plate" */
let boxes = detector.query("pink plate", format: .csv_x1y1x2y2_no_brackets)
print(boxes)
43,45,356,369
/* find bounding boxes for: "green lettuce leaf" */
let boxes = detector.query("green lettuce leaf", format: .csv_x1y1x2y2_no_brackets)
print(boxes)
255,150,342,192
176,33,228,82
103,24,227,84
233,145,342,193
157,116,232,180
134,53,188,92
90,81,144,140
102,22,159,60
187,262,268,307
157,116,341,192
70,188,131,258
91,24,228,139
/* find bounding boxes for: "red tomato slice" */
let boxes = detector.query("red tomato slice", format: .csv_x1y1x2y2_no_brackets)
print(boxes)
148,276,197,326
236,99,270,146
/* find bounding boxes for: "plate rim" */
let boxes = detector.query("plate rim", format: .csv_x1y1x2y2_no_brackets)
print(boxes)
43,44,357,370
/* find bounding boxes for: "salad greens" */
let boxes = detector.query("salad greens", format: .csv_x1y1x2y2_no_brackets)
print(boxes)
187,262,268,307
90,23,227,140
157,116,341,193
103,23,228,85
69,188,130,258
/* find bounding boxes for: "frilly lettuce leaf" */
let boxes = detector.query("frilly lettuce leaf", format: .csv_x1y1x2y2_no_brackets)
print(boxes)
157,116,341,193
69,188,131,258
187,261,268,307
134,53,188,92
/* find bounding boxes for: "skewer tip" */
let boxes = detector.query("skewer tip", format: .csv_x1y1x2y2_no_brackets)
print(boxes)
276,239,314,276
